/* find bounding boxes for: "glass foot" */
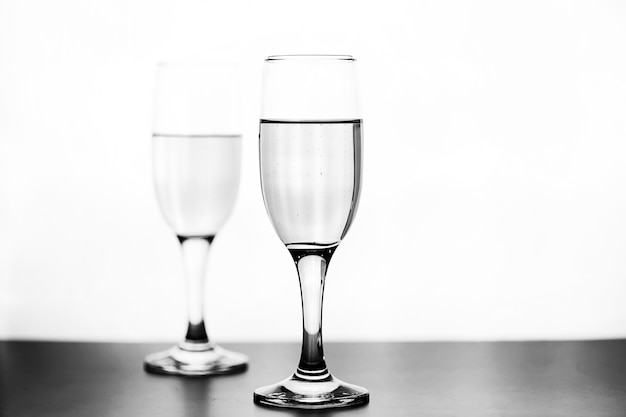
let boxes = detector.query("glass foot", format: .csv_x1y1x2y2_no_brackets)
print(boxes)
254,374,369,409
144,341,248,376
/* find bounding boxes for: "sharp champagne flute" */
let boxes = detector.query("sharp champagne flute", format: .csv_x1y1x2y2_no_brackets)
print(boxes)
254,55,369,409
145,62,248,376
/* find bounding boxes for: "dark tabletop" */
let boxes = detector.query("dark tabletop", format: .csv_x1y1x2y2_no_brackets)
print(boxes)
1,340,626,416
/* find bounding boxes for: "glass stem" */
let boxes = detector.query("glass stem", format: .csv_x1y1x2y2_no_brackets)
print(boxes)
289,245,337,381
178,235,213,345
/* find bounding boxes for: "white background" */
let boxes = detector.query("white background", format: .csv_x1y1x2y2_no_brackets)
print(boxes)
1,0,626,342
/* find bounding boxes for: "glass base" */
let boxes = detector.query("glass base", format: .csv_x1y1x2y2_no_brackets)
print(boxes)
144,341,248,376
254,374,369,409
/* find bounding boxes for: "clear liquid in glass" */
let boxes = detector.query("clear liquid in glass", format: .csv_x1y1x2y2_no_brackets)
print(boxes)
259,120,362,248
153,134,242,238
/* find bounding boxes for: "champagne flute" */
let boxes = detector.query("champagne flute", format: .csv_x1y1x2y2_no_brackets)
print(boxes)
254,55,369,409
145,62,248,376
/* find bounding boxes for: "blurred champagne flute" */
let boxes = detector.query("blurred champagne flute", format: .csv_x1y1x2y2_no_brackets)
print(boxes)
145,62,248,376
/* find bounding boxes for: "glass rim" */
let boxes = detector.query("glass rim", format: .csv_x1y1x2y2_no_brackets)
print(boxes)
265,54,355,62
